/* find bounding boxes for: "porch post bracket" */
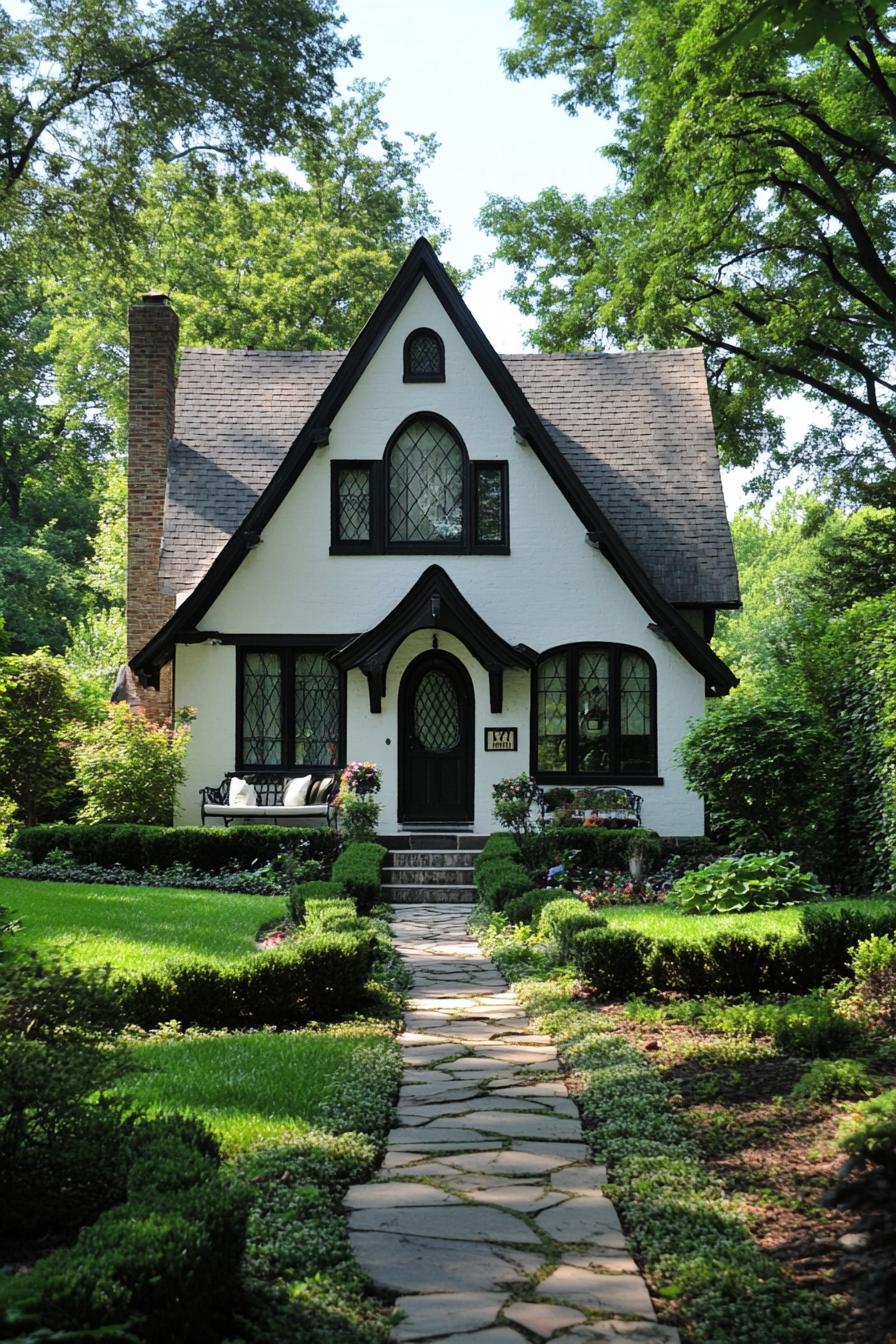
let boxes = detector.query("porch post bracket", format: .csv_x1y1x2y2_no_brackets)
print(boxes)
361,661,386,713
488,666,503,714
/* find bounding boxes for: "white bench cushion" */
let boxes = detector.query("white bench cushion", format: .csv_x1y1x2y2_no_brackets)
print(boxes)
203,804,329,817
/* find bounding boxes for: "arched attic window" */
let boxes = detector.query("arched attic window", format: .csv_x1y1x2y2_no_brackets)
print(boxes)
403,327,445,382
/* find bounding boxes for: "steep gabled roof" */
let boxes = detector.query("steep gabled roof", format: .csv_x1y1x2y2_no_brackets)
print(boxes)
133,238,737,693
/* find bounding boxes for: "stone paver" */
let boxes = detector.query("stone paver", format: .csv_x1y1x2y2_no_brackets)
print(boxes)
345,905,678,1344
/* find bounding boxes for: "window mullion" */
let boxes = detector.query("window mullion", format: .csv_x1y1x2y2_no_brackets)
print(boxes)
609,651,621,774
284,652,295,768
567,651,576,776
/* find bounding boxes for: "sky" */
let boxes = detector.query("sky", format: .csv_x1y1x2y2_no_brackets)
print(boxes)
337,0,612,352
336,1,810,513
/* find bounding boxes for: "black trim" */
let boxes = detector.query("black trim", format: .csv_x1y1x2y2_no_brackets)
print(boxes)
236,646,346,774
473,460,509,549
403,327,445,382
332,564,536,714
190,632,356,649
330,417,509,555
330,460,374,550
130,238,737,695
530,643,658,783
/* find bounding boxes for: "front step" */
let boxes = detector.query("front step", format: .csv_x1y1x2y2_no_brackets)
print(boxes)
381,836,483,903
378,833,489,852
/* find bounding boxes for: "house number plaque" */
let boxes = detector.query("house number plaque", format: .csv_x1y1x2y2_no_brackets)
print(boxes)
484,727,518,752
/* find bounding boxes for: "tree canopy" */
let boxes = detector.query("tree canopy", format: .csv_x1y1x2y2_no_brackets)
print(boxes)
1,0,357,234
483,0,896,496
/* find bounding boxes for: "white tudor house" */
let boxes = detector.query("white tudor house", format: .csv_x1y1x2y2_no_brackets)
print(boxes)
126,239,739,836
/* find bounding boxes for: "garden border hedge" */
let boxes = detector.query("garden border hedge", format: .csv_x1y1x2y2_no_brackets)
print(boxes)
572,902,896,998
12,821,340,873
119,930,375,1029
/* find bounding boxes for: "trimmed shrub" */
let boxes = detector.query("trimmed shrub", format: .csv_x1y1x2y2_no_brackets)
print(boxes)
304,897,360,933
576,926,816,999
518,826,661,876
801,901,896,980
474,833,520,876
476,857,531,911
287,879,343,924
503,888,566,927
0,950,131,1240
668,852,827,914
13,821,340,873
0,1116,247,1343
331,841,387,914
573,926,650,998
119,934,374,1029
536,898,608,963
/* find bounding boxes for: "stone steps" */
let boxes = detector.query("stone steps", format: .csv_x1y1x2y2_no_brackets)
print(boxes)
383,837,485,904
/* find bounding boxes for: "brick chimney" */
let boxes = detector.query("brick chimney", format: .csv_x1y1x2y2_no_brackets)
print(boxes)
127,292,178,719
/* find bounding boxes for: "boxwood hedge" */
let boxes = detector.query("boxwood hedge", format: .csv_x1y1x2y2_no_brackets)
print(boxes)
0,1115,247,1343
13,821,340,873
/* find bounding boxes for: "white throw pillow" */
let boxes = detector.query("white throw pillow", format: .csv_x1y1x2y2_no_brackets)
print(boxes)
228,776,257,806
282,774,312,807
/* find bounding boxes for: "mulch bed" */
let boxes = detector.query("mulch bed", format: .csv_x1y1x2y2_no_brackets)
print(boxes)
596,1004,896,1344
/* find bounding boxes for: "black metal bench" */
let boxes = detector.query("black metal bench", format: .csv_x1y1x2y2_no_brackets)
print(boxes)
544,786,643,827
200,772,339,827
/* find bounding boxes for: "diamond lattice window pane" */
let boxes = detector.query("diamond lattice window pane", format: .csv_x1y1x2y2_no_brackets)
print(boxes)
476,468,504,543
407,331,443,377
537,653,567,771
414,671,460,752
338,468,370,541
577,650,610,773
243,652,283,765
620,653,651,772
295,653,340,766
389,418,463,542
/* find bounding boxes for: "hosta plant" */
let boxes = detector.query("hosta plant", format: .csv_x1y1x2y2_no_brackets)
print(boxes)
668,852,827,915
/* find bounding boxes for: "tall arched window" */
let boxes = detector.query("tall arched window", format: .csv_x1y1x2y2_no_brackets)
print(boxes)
533,644,657,780
388,415,465,544
330,414,509,553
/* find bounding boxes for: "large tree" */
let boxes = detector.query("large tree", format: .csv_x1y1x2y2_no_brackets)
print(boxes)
483,0,896,495
46,81,445,427
1,0,357,234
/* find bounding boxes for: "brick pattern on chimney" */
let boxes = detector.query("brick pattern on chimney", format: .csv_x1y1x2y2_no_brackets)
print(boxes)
127,297,179,721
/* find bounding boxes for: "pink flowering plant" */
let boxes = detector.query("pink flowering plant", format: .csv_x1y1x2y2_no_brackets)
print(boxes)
492,773,544,839
337,761,382,841
340,761,382,796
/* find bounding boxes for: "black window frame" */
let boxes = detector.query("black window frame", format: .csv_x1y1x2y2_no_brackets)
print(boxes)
530,643,661,785
330,414,509,556
236,643,346,774
403,327,445,382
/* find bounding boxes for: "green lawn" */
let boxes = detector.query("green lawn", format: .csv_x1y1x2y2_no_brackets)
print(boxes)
1,878,276,973
121,1028,390,1155
599,897,896,941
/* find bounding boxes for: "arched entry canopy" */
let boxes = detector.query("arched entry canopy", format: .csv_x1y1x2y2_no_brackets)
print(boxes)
331,564,536,713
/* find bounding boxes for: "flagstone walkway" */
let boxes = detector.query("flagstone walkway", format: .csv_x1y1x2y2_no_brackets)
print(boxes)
346,905,680,1344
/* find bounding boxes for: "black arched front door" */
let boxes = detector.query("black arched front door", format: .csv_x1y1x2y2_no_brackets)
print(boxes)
398,651,474,824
